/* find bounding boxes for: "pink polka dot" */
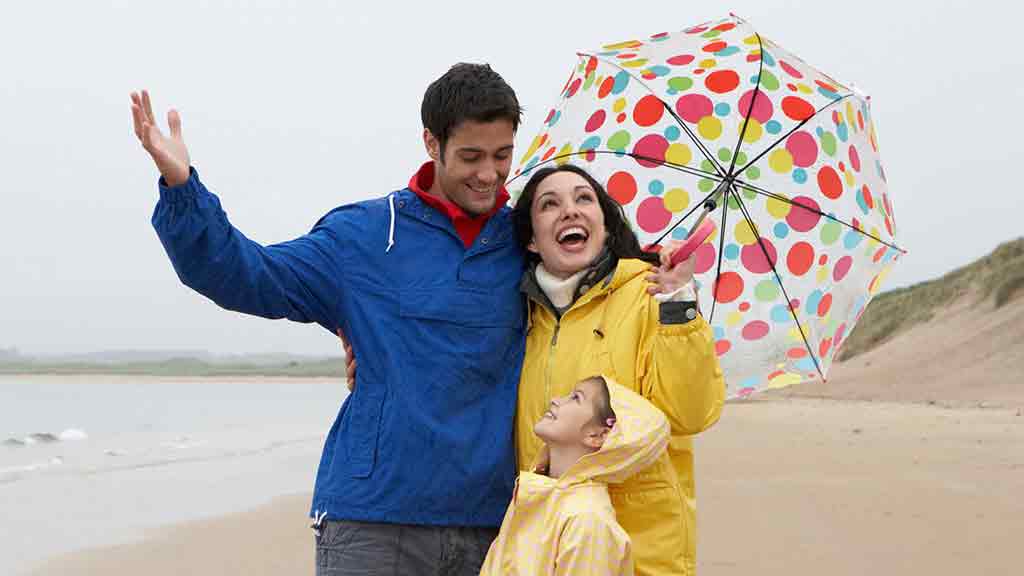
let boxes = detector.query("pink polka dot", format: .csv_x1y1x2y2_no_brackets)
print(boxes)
785,131,818,168
632,134,669,168
779,60,803,79
675,94,713,123
833,255,853,282
740,238,778,274
585,110,606,133
742,320,770,341
667,54,695,66
694,242,717,274
715,339,731,356
848,145,862,172
786,196,821,232
738,89,773,123
636,196,672,233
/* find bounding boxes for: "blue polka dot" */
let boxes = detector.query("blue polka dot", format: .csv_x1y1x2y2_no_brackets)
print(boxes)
724,243,740,260
806,289,824,315
672,226,689,240
713,326,726,340
547,111,561,127
794,357,817,372
818,86,840,100
837,123,849,142
664,126,681,141
524,157,539,172
612,71,631,95
774,222,790,239
762,51,776,66
771,304,793,323
792,168,808,184
843,229,864,250
580,135,601,151
648,65,671,77
739,375,763,390
715,102,731,116
667,88,678,96
715,46,740,57
649,180,665,195
765,120,782,134
815,126,824,137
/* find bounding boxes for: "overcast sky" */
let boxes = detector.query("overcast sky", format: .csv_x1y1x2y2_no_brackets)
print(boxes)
1,0,1019,356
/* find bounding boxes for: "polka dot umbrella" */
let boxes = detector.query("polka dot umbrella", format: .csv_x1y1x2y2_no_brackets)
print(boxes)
509,14,905,398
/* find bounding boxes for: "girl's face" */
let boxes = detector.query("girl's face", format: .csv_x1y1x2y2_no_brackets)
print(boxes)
527,171,608,279
533,379,604,448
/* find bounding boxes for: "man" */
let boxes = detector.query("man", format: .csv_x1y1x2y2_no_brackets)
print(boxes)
130,63,526,575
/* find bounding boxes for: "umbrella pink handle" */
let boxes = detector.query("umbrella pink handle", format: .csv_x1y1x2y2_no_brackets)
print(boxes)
669,218,716,267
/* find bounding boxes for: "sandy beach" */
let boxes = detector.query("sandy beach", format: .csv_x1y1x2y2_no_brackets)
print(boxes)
30,396,1022,576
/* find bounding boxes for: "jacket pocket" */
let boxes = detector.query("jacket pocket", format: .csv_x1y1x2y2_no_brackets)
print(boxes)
345,393,384,478
399,287,521,328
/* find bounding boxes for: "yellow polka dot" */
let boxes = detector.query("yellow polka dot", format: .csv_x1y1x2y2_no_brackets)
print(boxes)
727,310,744,327
844,170,855,187
741,118,763,143
663,188,690,212
846,102,856,129
789,327,804,342
555,143,573,165
768,149,793,173
700,58,717,68
768,372,803,389
613,98,627,113
817,265,828,284
621,58,649,69
734,220,758,245
797,83,812,94
698,116,723,139
665,143,692,166
766,195,791,218
743,35,759,45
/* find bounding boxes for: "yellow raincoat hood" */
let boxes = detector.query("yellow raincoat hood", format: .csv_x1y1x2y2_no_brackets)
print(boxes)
480,377,669,576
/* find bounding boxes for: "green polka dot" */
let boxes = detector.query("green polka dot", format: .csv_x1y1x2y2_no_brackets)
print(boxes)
755,279,781,302
702,30,721,38
701,159,716,172
821,132,837,156
735,151,749,166
668,77,693,91
583,71,596,91
821,219,842,245
742,188,756,200
717,147,732,162
746,166,761,180
759,69,779,91
608,130,631,151
699,179,715,193
728,195,741,210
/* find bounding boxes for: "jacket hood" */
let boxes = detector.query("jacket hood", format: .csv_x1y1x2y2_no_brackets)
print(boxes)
533,376,669,486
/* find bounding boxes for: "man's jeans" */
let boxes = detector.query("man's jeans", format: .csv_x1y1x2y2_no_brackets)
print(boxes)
313,519,498,576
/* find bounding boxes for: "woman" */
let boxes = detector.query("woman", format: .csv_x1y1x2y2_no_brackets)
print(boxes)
512,163,725,576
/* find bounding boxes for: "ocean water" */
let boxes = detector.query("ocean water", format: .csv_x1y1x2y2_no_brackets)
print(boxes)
0,375,348,575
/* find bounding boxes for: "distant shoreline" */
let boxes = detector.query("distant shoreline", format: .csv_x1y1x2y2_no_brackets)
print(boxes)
0,360,346,379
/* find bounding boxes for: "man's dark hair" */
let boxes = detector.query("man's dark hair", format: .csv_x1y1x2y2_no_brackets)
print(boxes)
582,375,617,429
421,63,522,160
513,164,661,266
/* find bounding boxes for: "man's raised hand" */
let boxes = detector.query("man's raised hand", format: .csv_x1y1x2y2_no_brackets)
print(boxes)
130,90,191,187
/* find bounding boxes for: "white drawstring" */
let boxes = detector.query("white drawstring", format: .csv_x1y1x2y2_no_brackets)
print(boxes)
386,193,396,253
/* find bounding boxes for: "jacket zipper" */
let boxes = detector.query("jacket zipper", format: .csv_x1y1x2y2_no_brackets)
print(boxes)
545,322,560,404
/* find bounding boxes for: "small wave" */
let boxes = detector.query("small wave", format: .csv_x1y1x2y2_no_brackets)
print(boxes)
3,429,88,447
0,456,64,483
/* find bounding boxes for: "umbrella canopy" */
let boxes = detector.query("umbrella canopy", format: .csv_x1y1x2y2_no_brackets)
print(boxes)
510,14,904,398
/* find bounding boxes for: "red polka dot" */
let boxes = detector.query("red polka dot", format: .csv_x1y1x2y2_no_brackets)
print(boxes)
781,96,815,121
705,70,740,94
834,324,848,349
714,272,745,303
848,145,862,172
586,56,598,73
861,185,874,209
632,134,669,167
715,339,731,356
633,95,665,127
703,40,727,52
585,110,606,133
636,196,672,233
741,238,778,274
607,171,637,205
787,347,808,359
617,53,637,60
541,146,556,161
713,22,736,32
616,113,627,123
738,89,774,123
786,196,822,232
815,79,839,93
694,243,717,274
566,78,582,98
544,109,556,124
742,320,770,341
833,255,853,282
694,69,705,75
787,83,798,92
819,337,833,358
675,94,714,123
818,254,828,266
598,76,615,99
817,167,843,200
667,54,694,66
787,241,815,276
779,60,803,79
872,247,887,263
739,301,751,312
857,110,865,131
817,293,832,317
786,131,818,168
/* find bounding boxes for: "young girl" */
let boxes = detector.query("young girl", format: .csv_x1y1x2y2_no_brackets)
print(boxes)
480,375,669,576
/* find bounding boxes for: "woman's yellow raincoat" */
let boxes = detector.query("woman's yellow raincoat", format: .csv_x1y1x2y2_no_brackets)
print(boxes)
480,378,670,575
516,258,726,576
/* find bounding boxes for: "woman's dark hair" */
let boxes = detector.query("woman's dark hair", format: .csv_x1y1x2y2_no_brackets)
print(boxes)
421,63,522,160
582,375,617,429
512,164,661,266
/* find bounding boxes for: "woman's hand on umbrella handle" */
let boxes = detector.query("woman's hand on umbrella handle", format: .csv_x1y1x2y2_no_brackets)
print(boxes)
646,240,696,295
337,329,357,392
